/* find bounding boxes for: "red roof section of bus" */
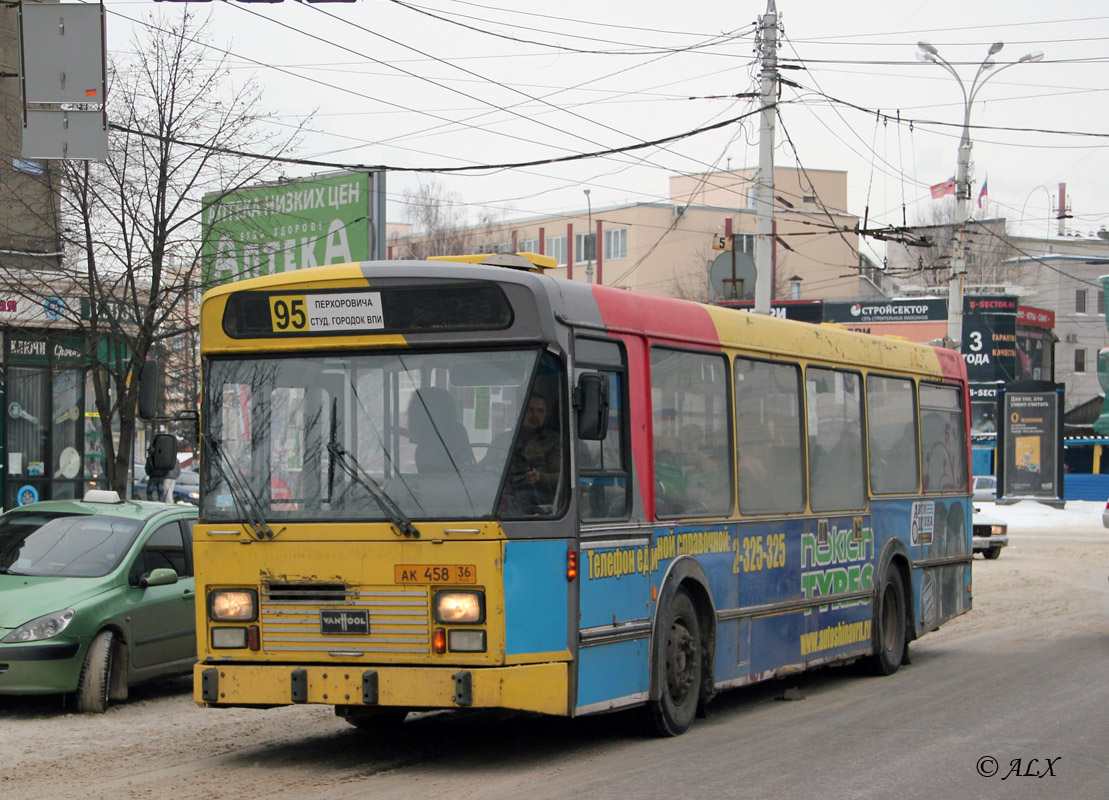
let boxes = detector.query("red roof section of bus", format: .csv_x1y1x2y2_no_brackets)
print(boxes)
589,284,721,345
932,345,968,382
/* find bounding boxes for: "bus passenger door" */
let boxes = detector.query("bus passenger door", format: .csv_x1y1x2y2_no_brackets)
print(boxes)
573,341,652,714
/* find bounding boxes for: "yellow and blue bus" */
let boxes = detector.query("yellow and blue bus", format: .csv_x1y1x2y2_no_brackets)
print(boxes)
193,253,972,736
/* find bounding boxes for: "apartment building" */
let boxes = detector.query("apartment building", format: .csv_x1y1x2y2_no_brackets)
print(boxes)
389,167,869,303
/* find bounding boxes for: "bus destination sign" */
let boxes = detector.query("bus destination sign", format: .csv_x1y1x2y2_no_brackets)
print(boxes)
268,292,384,333
223,283,513,338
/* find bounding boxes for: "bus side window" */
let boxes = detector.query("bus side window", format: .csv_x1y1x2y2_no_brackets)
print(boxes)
576,337,629,522
866,375,920,494
806,367,866,513
920,383,968,493
735,357,805,514
650,348,733,518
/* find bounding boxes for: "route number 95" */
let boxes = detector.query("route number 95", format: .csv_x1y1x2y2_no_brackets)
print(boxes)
269,296,308,332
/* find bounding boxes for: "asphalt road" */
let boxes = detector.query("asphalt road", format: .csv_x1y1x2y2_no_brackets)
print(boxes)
1,527,1105,800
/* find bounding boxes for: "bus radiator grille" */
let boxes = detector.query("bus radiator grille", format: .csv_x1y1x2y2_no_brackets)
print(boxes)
259,582,431,656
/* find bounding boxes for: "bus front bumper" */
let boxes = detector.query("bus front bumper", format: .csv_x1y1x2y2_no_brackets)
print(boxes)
194,661,569,716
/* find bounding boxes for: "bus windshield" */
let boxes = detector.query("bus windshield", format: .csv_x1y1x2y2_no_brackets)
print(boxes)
202,348,566,522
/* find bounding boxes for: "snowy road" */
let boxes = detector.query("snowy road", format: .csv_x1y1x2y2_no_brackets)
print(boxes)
1,501,1105,800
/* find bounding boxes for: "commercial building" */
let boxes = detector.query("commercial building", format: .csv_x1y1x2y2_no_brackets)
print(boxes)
0,0,116,507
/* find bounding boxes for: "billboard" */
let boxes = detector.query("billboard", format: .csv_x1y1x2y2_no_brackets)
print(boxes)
996,381,1064,504
823,297,948,342
201,171,371,287
961,295,1018,384
823,298,947,324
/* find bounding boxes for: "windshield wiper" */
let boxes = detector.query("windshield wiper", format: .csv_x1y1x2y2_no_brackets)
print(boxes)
202,433,280,541
327,401,420,538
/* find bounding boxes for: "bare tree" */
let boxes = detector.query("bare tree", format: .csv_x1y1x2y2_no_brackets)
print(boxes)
7,11,305,493
393,180,469,258
890,203,1016,293
392,179,518,259
668,248,717,302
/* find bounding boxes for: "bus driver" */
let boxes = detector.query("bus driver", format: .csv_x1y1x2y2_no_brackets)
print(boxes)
499,393,561,511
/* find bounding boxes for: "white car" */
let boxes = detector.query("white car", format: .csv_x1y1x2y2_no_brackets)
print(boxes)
972,475,997,503
1102,500,1109,528
972,508,1008,559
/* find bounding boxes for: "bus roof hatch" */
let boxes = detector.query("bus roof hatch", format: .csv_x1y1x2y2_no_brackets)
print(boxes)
428,252,556,272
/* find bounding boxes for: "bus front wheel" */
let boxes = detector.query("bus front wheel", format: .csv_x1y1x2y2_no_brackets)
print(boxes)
639,587,702,737
867,568,907,676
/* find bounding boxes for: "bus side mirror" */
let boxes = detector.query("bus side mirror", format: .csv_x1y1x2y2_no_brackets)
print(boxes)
150,433,179,473
574,372,609,441
138,359,160,421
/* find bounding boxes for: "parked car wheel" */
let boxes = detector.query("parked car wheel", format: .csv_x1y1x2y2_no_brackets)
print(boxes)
981,546,1002,560
77,629,115,713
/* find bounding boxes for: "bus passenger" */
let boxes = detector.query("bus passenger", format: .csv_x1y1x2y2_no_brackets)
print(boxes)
681,424,729,513
407,388,473,473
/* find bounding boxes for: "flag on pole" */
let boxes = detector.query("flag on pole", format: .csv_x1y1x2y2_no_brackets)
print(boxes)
978,177,988,208
930,177,956,199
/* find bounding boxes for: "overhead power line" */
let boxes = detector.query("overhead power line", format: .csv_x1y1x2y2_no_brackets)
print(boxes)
108,106,766,173
385,0,756,55
781,78,1109,141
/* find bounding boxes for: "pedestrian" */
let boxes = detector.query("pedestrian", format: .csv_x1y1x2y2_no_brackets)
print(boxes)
144,447,167,502
163,458,182,503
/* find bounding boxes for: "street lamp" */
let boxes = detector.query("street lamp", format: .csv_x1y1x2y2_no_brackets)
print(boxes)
583,188,593,283
916,41,1043,345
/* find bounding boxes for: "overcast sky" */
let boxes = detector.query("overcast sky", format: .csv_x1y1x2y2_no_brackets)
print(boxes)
101,0,1109,264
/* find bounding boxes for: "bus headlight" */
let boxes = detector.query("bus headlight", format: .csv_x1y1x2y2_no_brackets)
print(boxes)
434,591,484,624
209,589,257,622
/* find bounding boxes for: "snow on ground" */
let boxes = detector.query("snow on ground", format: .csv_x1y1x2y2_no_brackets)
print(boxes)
973,499,1106,534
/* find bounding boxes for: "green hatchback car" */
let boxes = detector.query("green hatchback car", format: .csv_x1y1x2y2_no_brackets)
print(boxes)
0,490,198,712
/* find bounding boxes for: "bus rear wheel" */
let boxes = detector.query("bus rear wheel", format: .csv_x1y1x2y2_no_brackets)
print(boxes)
639,587,702,737
866,568,906,676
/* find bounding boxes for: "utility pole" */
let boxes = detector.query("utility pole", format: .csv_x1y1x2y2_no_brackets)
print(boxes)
754,0,778,315
372,171,387,260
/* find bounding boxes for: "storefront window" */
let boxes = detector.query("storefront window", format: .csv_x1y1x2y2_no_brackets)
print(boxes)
6,366,49,506
2,334,103,508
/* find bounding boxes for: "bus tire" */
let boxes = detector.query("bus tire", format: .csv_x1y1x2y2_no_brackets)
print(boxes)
867,568,906,676
639,587,702,737
76,630,115,713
